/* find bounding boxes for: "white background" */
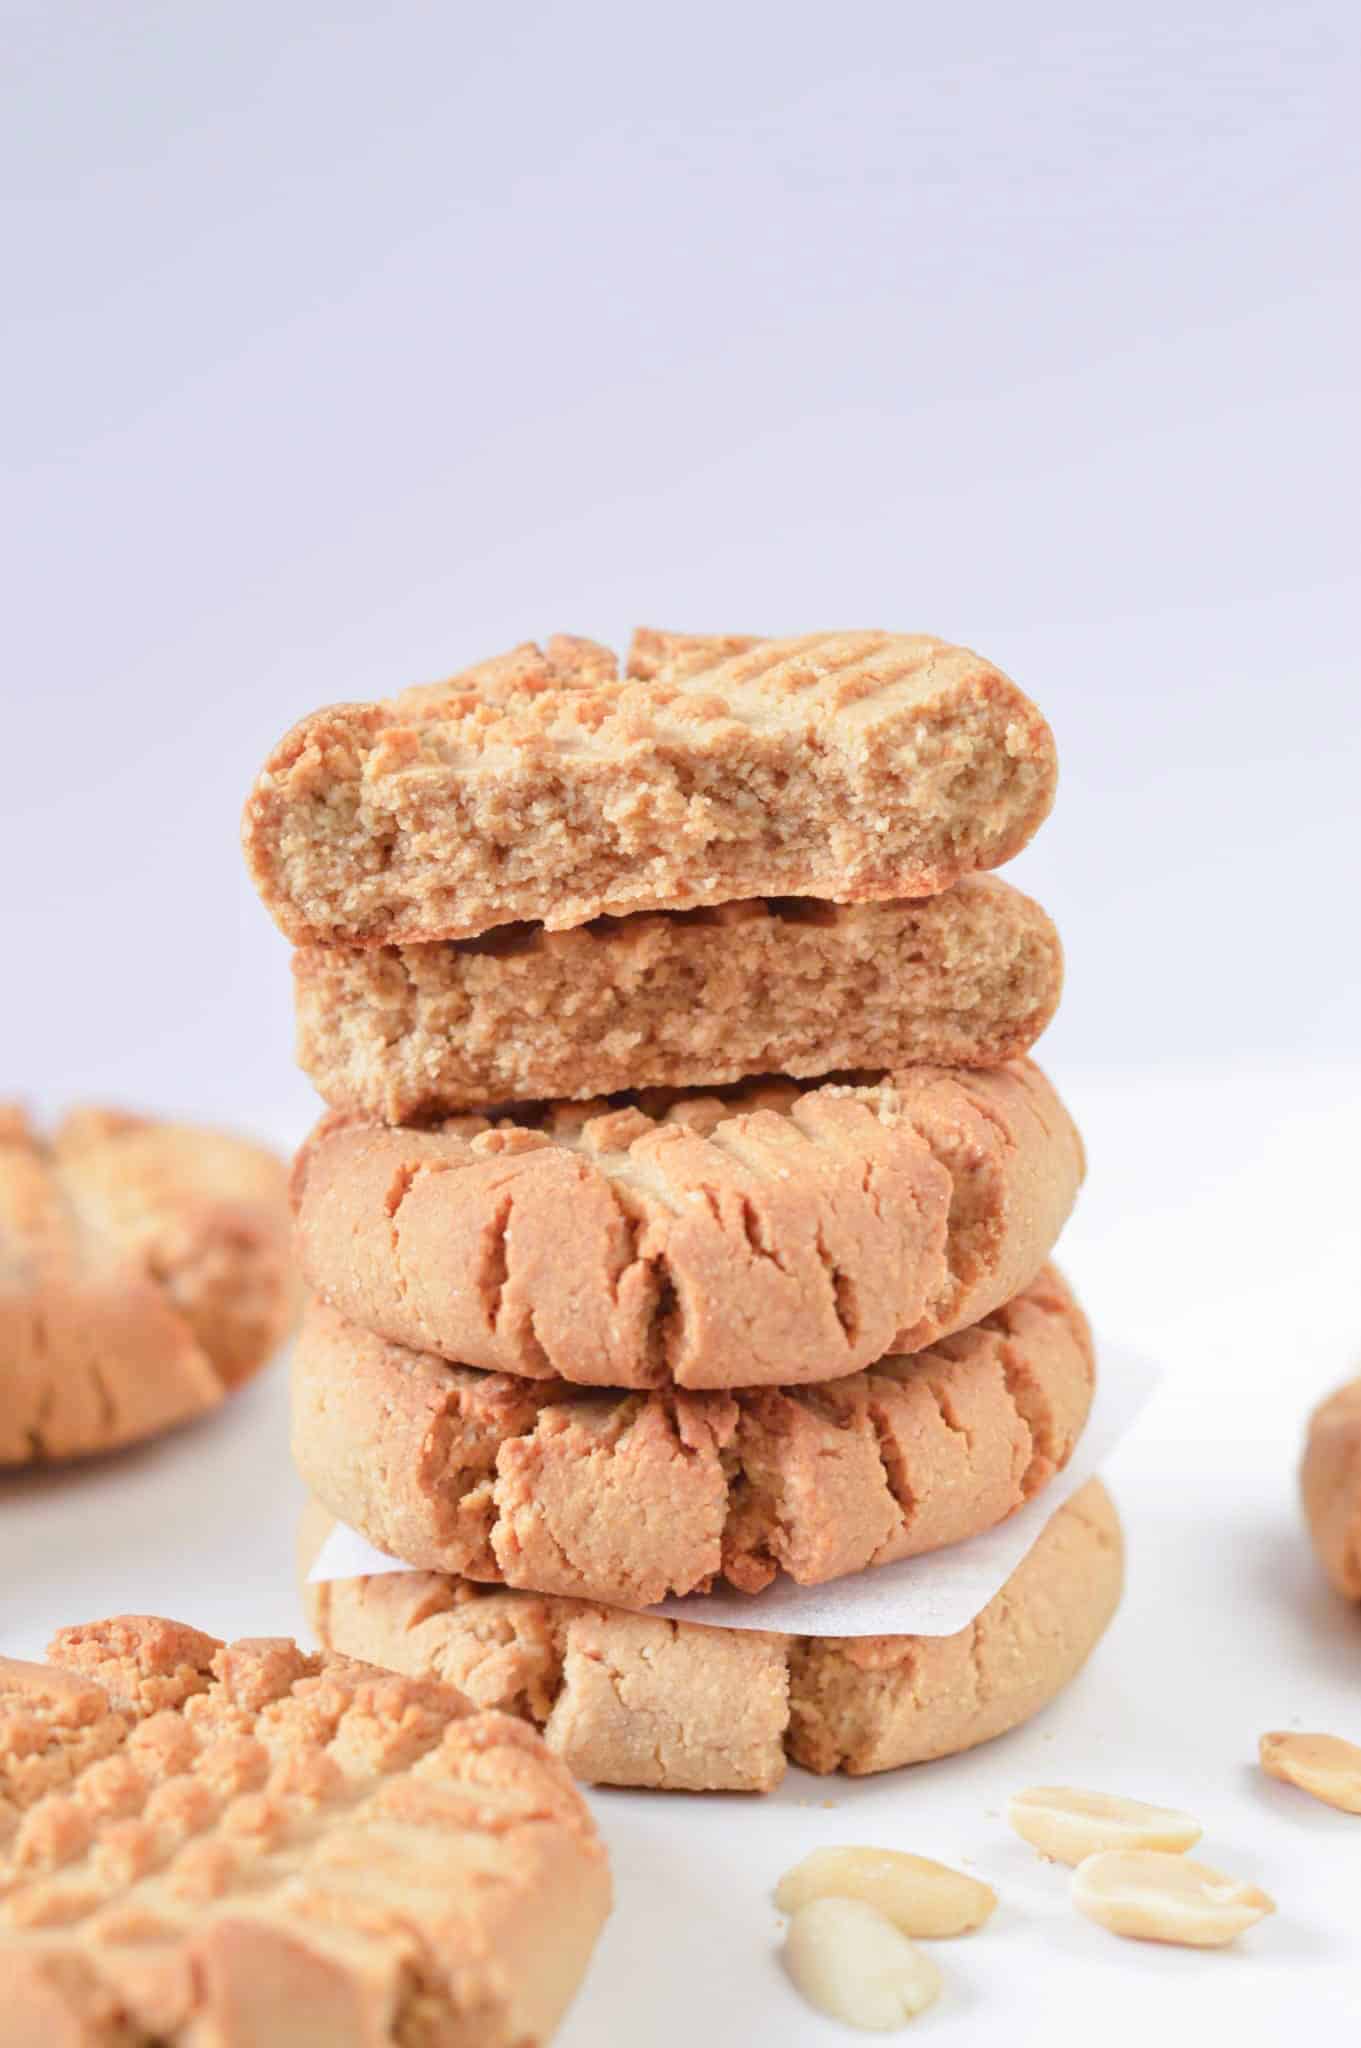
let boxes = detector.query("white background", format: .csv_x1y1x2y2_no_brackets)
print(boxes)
2,5,1360,2042
1,0,1357,1115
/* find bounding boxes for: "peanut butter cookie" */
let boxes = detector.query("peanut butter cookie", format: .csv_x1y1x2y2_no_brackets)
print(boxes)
291,1059,1083,1389
303,1481,1123,1792
0,1105,294,1465
293,875,1063,1121
291,1267,1094,1607
243,629,1057,946
0,1618,609,2043
1301,1376,1361,1599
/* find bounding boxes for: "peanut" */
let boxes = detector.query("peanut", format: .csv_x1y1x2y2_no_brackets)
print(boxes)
775,1845,996,1937
1007,1786,1201,1865
783,1897,942,2031
1071,1850,1275,1947
1259,1731,1361,1814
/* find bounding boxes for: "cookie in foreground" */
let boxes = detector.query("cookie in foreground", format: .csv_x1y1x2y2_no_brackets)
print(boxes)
243,629,1057,946
292,1058,1084,1390
292,1267,1094,1606
1300,1375,1361,1599
303,1480,1124,1793
0,1617,610,2045
293,875,1063,1121
0,1105,295,1466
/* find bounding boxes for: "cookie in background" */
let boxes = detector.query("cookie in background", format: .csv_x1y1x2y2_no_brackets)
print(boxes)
0,1103,295,1466
1300,1376,1361,1601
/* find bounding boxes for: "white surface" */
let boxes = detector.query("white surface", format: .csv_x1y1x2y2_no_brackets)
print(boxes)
309,1337,1160,1636
4,1064,1360,2041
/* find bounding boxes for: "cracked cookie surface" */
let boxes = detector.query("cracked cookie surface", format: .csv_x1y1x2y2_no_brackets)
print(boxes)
302,1481,1123,1792
1301,1377,1361,1600
293,874,1063,1121
292,1059,1083,1389
0,1618,609,2045
291,1267,1093,1607
0,1106,295,1466
243,628,1057,946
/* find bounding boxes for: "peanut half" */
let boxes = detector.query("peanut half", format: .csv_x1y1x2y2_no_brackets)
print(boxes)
1072,1851,1275,1948
783,1897,942,2031
1007,1786,1201,1865
776,1846,996,1938
1259,1731,1361,1814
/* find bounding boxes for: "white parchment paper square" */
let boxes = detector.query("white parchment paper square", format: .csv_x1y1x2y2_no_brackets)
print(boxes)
309,1335,1159,1638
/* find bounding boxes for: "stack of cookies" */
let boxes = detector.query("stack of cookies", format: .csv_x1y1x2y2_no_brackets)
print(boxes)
243,628,1124,1794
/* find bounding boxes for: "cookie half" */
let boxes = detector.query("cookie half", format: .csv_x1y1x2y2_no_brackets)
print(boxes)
0,1106,295,1466
292,1267,1094,1607
243,629,1057,946
1301,1376,1361,1600
292,875,1063,1122
303,1480,1124,1792
0,1618,609,2045
292,1059,1083,1390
